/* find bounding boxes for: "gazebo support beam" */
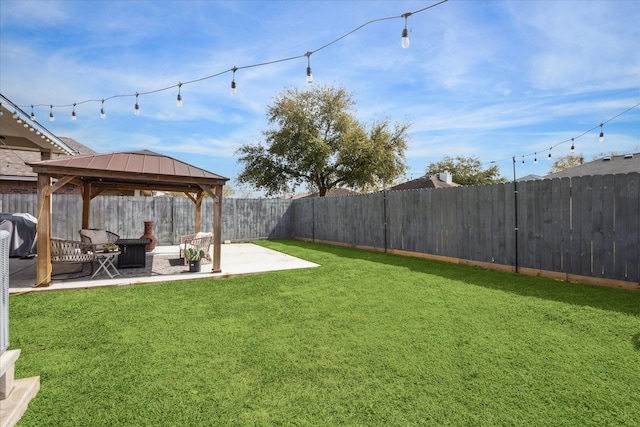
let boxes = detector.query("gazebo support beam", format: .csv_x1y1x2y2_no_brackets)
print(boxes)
197,184,222,273
194,192,203,233
212,185,223,273
82,183,91,229
35,174,52,286
49,175,76,194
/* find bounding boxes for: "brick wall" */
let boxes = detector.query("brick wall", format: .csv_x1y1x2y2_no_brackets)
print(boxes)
0,180,81,195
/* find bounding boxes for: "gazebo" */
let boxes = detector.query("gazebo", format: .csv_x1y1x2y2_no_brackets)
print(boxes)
28,150,229,285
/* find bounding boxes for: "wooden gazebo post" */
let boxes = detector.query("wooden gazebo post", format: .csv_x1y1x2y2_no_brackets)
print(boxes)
35,174,52,286
194,191,203,234
82,183,92,229
197,184,223,273
212,184,223,273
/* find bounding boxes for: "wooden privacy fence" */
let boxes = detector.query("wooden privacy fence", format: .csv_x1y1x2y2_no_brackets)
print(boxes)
2,172,638,285
0,195,294,244
292,173,639,284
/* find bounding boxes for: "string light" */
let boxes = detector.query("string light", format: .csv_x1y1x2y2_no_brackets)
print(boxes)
10,0,636,178
401,13,411,48
231,67,238,95
71,103,77,121
30,105,35,121
305,52,313,84
570,138,574,153
134,93,140,116
18,1,449,115
176,83,183,107
482,101,640,173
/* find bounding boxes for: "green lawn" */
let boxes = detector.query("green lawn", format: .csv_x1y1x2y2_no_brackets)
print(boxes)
9,240,640,426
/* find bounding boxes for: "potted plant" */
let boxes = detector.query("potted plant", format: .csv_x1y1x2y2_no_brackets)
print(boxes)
102,242,118,253
184,247,206,272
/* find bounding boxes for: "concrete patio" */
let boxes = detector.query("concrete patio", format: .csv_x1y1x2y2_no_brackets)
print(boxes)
9,243,319,294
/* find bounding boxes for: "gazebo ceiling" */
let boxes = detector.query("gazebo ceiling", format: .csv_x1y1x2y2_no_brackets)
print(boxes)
28,150,229,192
0,94,75,155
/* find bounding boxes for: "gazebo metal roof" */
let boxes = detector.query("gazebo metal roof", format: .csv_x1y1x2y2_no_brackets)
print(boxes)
28,149,228,192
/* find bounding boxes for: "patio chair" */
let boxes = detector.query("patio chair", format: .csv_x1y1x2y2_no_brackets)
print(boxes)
79,229,120,251
179,232,212,265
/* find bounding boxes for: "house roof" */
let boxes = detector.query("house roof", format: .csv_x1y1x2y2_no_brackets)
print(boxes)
0,93,75,155
295,187,361,198
1,136,94,179
518,174,544,182
544,153,639,179
388,175,460,191
28,149,228,193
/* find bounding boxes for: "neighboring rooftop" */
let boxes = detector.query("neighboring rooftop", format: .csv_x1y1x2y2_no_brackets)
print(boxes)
544,153,639,179
388,174,460,191
517,174,544,182
296,187,361,199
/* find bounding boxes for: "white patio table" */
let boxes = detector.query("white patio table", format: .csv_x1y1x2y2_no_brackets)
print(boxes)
91,251,121,279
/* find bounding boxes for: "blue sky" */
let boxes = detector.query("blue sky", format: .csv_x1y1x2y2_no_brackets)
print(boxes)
1,0,639,195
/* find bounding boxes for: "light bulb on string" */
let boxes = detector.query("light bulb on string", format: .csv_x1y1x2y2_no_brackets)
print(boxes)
534,153,538,164
548,147,552,159
30,105,36,121
176,83,183,107
401,13,411,48
522,156,525,165
231,67,238,95
570,138,574,153
71,103,77,121
599,123,604,142
305,52,313,84
134,93,140,116
100,99,106,119
49,105,54,122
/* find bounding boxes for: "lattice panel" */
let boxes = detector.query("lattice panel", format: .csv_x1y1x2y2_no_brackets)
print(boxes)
0,230,9,354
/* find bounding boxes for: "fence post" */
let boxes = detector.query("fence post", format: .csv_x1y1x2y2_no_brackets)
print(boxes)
512,157,519,272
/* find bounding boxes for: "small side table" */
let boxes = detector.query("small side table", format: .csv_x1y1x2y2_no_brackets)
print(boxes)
91,251,121,279
115,238,151,268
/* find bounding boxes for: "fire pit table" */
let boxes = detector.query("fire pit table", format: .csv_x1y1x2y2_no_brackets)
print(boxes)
115,238,151,268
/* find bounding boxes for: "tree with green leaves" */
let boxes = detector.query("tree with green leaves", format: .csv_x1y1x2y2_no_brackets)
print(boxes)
236,85,409,197
425,156,507,185
547,153,585,174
